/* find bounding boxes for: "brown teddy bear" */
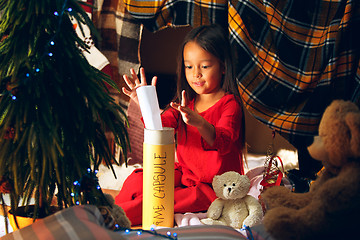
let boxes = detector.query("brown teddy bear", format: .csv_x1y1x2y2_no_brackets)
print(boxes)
99,193,132,230
260,100,360,240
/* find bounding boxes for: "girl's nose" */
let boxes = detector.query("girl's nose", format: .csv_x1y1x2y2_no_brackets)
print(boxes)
193,69,202,78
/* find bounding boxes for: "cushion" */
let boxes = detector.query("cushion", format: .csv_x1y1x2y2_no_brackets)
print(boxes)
1,205,126,240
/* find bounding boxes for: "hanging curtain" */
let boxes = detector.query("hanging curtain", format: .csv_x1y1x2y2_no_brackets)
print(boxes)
120,0,359,147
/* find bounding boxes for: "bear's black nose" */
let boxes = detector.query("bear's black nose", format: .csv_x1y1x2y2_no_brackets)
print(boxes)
227,187,232,193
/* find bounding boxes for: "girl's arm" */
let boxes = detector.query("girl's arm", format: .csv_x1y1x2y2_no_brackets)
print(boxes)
203,96,242,154
170,90,216,146
195,118,216,146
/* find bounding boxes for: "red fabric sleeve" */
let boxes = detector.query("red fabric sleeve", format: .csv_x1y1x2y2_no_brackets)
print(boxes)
201,96,243,154
160,107,181,129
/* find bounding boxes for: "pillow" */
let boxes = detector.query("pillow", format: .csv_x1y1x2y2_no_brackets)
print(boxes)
1,205,126,240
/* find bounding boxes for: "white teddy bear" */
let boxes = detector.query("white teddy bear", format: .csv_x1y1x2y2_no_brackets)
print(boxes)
201,171,263,229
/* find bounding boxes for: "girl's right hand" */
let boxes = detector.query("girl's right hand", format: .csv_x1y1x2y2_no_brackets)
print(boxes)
122,67,157,105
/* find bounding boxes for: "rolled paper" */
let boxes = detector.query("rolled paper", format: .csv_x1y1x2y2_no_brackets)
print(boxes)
142,127,175,229
136,85,163,130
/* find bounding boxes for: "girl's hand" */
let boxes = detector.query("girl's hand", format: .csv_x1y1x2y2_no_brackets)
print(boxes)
171,90,216,146
122,67,157,105
170,90,205,128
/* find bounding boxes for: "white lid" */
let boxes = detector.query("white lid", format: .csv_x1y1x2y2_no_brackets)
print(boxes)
144,127,174,145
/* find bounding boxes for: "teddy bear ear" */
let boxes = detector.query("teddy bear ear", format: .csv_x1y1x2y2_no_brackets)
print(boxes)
104,193,115,205
212,175,219,185
345,112,360,158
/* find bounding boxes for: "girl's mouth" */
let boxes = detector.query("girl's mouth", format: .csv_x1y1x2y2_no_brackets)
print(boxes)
193,81,205,87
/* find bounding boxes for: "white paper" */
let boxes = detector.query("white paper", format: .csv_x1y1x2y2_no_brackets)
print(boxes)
136,86,163,130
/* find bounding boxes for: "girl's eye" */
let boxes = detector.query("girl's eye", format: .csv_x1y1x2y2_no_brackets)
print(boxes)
202,65,209,69
185,66,192,69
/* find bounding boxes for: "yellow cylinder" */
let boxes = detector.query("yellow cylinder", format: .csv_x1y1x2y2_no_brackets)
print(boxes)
142,127,175,229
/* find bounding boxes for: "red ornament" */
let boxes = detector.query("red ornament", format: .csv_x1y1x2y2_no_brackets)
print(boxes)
260,156,284,190
0,176,13,194
4,127,15,139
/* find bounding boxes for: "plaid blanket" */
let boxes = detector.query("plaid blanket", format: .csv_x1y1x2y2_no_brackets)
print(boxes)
92,0,142,104
122,0,360,146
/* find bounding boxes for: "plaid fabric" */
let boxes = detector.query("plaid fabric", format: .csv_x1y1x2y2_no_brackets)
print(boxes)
123,0,228,31
92,0,142,104
1,205,127,240
229,0,360,144
123,0,360,145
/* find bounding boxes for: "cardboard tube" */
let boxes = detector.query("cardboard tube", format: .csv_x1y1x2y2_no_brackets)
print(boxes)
142,127,175,229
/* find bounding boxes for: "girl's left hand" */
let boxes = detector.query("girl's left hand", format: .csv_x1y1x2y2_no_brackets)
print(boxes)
170,90,205,128
122,67,157,105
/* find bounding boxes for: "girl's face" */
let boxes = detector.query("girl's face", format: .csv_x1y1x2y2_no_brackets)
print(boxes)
183,41,224,96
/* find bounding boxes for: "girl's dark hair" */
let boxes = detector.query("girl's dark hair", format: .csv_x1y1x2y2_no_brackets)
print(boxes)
175,24,240,101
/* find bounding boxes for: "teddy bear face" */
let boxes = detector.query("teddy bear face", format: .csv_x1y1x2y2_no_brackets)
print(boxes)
212,171,250,200
317,100,360,169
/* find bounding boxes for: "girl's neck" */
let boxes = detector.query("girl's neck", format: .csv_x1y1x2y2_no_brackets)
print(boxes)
195,90,226,113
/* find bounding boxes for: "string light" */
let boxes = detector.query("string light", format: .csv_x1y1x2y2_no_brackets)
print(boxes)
240,225,254,240
5,0,75,102
115,226,178,240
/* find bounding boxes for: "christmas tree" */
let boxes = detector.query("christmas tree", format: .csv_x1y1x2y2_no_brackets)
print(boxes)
0,0,130,224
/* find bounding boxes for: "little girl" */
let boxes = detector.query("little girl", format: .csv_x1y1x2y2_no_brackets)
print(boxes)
115,24,246,226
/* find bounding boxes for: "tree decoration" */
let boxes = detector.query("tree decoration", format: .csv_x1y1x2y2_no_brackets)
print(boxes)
0,176,12,194
0,0,130,230
115,226,178,240
71,168,106,206
260,131,284,191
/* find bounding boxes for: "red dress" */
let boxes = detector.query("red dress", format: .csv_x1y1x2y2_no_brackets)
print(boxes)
115,94,244,225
